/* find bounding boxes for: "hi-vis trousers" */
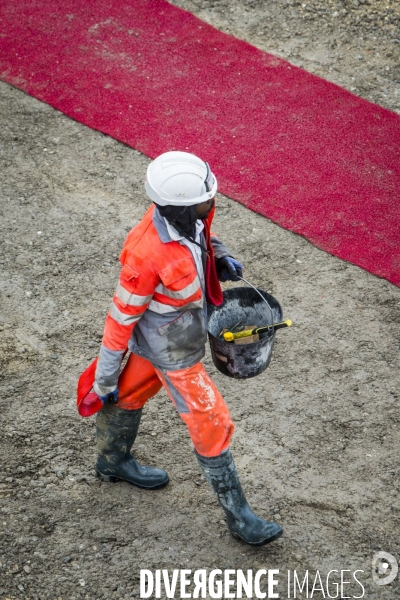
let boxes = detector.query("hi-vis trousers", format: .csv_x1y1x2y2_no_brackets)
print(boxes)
116,353,234,458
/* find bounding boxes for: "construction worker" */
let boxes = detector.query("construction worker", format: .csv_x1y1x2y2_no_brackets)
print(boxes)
92,151,282,546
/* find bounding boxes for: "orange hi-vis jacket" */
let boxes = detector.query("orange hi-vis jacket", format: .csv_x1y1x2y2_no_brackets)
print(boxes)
95,205,232,389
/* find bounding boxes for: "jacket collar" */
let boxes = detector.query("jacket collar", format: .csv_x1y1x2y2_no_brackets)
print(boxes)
152,205,174,243
152,205,204,244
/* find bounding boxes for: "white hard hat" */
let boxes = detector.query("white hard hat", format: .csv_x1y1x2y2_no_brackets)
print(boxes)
145,151,218,206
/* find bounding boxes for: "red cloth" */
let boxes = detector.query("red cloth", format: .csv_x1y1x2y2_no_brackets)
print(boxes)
204,206,224,306
1,0,399,285
76,357,102,417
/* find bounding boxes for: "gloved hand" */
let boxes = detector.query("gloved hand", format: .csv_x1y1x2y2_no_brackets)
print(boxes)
216,257,243,282
93,382,119,405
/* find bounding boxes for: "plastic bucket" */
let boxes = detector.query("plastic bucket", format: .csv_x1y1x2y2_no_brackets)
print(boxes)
207,287,282,379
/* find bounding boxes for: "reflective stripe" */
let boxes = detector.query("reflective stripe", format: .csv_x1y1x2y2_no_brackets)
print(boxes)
148,298,203,314
154,276,200,300
109,302,143,326
115,283,152,306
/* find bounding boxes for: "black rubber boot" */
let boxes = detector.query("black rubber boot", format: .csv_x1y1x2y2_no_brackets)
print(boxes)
195,448,282,546
95,403,169,489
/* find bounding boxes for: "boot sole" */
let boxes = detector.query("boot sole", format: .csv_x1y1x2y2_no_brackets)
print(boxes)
232,527,283,546
95,469,169,490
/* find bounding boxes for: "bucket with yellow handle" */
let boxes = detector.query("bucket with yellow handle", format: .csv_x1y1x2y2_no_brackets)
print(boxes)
207,278,291,378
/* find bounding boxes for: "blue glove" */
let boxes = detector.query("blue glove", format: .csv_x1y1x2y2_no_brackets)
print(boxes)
216,257,243,282
93,382,119,405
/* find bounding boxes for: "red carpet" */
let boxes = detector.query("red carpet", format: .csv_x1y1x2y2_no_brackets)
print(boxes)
1,0,400,285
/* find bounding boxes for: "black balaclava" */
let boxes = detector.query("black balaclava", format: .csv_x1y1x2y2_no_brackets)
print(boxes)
156,203,197,239
155,203,208,253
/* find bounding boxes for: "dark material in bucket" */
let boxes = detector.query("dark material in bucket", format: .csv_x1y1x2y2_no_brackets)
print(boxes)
208,287,282,379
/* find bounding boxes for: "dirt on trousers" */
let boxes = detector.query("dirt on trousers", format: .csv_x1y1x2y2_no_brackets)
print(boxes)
0,0,399,599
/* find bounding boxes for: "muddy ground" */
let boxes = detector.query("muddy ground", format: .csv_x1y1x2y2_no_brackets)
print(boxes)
1,1,400,599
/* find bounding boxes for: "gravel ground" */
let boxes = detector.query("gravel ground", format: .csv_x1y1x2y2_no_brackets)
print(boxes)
1,1,400,599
